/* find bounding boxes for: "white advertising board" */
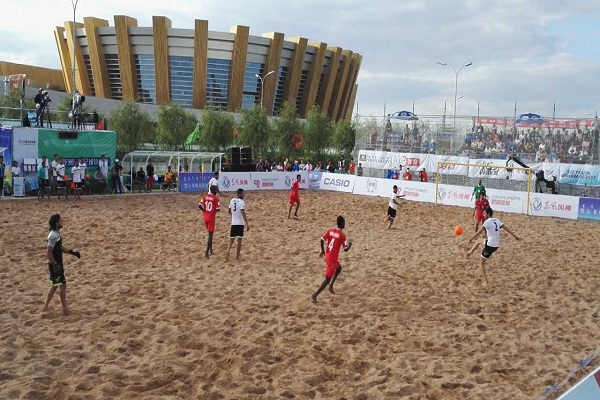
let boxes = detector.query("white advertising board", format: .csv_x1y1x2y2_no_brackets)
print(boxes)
469,159,529,181
353,177,436,203
357,150,396,170
484,188,528,214
319,172,356,193
429,155,469,176
436,184,474,209
219,172,254,191
528,193,579,219
249,171,309,190
557,366,600,400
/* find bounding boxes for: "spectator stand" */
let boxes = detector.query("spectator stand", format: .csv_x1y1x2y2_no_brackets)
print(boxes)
121,150,224,191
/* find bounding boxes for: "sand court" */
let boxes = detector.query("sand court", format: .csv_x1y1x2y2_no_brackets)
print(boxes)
0,190,598,399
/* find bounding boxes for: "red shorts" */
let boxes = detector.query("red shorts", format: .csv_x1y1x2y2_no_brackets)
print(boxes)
146,176,153,186
475,211,485,222
289,194,300,205
204,219,215,233
325,258,340,279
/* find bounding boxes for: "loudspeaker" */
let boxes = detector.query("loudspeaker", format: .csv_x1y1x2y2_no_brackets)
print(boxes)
230,147,241,165
59,130,78,139
228,163,256,172
241,147,252,164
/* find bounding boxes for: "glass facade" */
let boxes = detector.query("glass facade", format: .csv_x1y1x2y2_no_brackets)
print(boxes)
272,65,288,115
105,54,122,100
241,62,263,110
169,56,194,108
83,54,96,97
295,69,309,113
134,54,156,104
206,58,231,109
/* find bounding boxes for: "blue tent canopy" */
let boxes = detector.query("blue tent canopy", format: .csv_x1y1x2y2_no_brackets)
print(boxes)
388,110,418,121
515,113,545,124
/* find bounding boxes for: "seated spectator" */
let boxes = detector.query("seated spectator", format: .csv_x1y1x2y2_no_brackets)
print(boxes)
135,167,147,193
162,166,175,191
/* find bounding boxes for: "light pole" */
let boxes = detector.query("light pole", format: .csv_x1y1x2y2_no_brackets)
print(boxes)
70,0,79,130
436,61,472,128
255,70,275,109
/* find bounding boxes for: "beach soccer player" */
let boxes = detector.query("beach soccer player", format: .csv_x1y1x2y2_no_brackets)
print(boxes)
199,186,220,259
225,188,250,262
288,174,301,219
312,215,352,303
473,191,490,232
384,185,405,230
43,214,81,316
467,207,520,286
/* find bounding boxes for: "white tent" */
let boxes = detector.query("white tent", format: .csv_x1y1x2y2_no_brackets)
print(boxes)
121,150,224,181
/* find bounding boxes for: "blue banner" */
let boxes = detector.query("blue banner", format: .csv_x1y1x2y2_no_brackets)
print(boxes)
578,197,600,221
179,172,212,193
0,127,12,184
309,172,322,190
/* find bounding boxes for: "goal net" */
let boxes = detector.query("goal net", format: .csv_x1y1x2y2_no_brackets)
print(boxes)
434,160,534,215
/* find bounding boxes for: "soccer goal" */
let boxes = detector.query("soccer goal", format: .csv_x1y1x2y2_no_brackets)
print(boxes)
434,161,534,215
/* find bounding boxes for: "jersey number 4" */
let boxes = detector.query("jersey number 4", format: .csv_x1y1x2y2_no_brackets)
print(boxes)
327,238,335,251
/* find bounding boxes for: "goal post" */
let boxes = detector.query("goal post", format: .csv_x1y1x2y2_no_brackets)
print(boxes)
434,161,533,215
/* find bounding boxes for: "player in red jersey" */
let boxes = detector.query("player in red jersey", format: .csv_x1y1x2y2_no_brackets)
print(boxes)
473,191,490,233
288,174,301,219
199,186,220,259
311,215,352,303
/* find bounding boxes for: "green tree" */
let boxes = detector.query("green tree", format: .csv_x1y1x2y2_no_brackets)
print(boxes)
199,107,235,151
271,100,302,157
0,89,35,119
237,104,271,160
55,94,92,122
303,105,333,159
334,118,357,155
109,101,156,154
156,102,197,150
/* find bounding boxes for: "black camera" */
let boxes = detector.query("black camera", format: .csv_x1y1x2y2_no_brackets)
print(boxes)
41,91,51,106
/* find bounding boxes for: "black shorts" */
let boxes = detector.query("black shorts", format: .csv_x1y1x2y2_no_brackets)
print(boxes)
387,206,397,219
39,179,49,188
48,262,66,286
481,244,498,259
74,182,83,189
230,225,245,238
57,181,66,188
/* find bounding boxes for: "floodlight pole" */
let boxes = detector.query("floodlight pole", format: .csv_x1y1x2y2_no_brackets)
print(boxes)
255,70,275,109
71,0,79,131
436,61,472,128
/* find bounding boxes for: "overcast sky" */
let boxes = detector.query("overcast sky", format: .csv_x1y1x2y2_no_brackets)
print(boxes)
1,0,599,120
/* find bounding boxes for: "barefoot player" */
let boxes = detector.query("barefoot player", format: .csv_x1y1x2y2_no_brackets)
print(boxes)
43,214,81,315
467,207,520,286
473,191,489,233
288,174,301,219
199,186,220,259
312,215,352,303
225,188,249,261
384,185,405,230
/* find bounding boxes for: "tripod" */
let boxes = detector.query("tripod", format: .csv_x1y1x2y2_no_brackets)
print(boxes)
36,104,52,128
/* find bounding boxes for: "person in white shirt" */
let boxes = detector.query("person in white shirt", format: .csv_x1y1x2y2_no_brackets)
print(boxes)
225,188,250,262
384,185,405,230
11,161,21,178
71,160,83,200
98,155,109,180
51,154,59,195
208,171,221,195
467,207,520,287
55,158,68,200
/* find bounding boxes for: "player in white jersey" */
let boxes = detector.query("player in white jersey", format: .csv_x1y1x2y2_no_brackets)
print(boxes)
225,188,250,262
384,185,405,229
468,207,520,286
71,160,84,201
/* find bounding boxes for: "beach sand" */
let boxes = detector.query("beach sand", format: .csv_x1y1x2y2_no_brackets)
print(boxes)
0,190,598,400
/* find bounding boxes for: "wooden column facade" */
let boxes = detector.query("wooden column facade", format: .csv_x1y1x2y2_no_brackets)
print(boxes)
192,19,209,109
114,15,138,101
261,32,284,115
152,16,171,105
83,17,111,98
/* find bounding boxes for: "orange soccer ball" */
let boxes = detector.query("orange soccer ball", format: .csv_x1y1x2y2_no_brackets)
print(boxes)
454,225,464,236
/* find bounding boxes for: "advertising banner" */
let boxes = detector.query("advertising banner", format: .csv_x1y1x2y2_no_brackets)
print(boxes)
430,155,469,175
485,188,528,214
219,172,254,191
319,173,356,193
357,150,396,170
308,172,322,190
400,181,436,203
559,164,600,186
436,184,474,209
396,153,427,171
249,171,309,190
0,127,12,182
13,177,25,197
37,129,117,163
578,197,600,221
178,173,213,193
12,127,39,163
353,176,400,198
468,158,529,181
528,193,579,219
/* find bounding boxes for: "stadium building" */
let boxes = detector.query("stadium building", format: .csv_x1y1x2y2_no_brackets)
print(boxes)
53,16,362,121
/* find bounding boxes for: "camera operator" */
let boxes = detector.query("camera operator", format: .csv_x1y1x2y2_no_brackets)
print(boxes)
535,170,546,193
35,89,52,128
71,91,85,129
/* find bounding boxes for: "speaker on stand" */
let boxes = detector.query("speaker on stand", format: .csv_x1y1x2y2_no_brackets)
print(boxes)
241,147,252,164
230,147,241,165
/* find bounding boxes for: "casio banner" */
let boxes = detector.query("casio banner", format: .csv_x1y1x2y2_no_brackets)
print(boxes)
319,173,356,193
